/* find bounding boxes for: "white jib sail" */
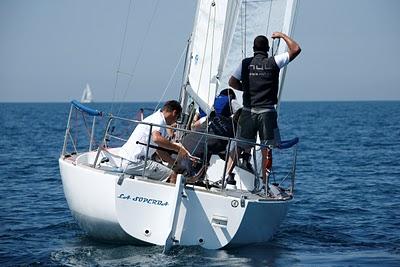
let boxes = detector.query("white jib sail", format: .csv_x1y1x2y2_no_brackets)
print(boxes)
186,0,241,115
219,0,298,110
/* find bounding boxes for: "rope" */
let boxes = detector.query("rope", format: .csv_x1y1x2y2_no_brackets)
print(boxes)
153,44,188,112
238,1,248,57
229,1,248,174
196,1,214,109
204,1,218,166
110,0,134,115
271,38,281,56
182,1,218,173
81,111,98,149
276,0,300,116
292,0,300,38
209,1,217,110
114,0,161,117
265,0,273,36
73,109,78,153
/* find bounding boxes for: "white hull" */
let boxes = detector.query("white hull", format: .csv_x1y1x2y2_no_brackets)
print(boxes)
59,150,292,249
59,157,138,243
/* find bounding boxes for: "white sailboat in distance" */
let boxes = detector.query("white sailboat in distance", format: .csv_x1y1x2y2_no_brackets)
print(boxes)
80,83,93,103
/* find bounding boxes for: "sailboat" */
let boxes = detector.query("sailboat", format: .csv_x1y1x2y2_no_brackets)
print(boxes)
80,83,93,103
59,0,299,251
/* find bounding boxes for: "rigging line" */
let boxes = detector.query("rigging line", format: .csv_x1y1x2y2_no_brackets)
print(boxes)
231,1,247,165
226,2,241,141
153,44,188,112
116,0,161,117
246,0,271,3
228,97,236,139
196,1,214,112
271,38,280,57
73,110,78,153
277,0,300,116
292,0,300,38
81,112,97,148
207,1,217,119
265,0,273,36
117,71,135,77
110,0,134,115
240,2,245,58
203,0,218,165
244,0,247,56
178,38,191,105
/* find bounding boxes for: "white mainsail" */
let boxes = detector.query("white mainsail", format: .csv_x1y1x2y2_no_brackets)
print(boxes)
185,0,241,115
81,83,93,103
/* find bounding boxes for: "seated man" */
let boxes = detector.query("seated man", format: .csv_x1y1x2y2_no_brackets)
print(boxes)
180,108,243,183
119,100,189,180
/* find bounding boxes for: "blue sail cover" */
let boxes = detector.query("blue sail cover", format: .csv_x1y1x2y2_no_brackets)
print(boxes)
277,137,299,149
71,100,103,116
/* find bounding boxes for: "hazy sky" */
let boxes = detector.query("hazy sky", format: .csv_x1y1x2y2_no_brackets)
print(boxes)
0,0,399,102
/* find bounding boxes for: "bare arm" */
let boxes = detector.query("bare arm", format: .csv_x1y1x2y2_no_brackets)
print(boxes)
152,131,189,157
229,76,242,91
156,150,175,165
272,32,301,61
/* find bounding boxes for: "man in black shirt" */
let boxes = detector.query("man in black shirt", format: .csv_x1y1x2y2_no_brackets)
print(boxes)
227,32,301,189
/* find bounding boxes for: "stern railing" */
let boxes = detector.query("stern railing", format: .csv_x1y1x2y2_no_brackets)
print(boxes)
61,100,103,157
61,101,299,196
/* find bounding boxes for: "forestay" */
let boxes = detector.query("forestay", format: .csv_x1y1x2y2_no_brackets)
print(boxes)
186,0,241,115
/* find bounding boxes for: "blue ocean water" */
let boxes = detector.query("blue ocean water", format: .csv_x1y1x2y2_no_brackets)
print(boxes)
0,101,399,266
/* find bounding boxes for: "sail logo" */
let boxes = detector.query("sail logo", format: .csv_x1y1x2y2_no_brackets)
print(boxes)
194,54,199,64
117,193,169,206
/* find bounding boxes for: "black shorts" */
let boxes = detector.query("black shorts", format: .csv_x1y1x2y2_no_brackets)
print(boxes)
237,109,281,147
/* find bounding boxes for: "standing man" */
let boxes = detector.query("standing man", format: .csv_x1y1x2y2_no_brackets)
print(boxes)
228,32,301,190
119,100,189,181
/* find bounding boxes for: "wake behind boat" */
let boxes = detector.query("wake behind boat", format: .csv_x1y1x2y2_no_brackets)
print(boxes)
59,0,300,251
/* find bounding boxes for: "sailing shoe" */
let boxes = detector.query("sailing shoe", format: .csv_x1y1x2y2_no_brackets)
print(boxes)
212,179,223,188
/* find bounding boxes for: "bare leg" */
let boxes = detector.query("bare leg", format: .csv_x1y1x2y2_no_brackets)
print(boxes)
261,147,272,186
226,143,244,177
167,172,177,184
226,151,237,176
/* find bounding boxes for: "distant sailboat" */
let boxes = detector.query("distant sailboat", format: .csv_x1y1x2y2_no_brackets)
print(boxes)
80,83,93,103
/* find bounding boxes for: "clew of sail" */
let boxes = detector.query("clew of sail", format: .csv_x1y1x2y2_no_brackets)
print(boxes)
185,0,241,115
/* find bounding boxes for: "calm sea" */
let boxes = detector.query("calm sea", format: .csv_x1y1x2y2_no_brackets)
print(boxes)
0,101,399,266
